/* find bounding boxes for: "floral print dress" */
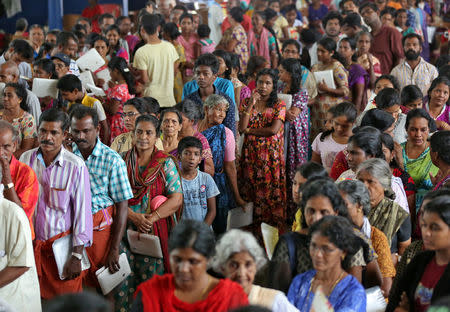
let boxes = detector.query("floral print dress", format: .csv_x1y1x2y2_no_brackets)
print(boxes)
231,25,249,72
238,98,287,231
105,83,133,144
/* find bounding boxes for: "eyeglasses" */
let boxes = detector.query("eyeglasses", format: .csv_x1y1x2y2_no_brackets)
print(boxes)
309,243,339,255
122,112,139,118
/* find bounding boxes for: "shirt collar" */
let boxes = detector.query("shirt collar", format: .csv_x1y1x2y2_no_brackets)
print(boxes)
36,146,66,167
404,56,424,68
72,138,103,159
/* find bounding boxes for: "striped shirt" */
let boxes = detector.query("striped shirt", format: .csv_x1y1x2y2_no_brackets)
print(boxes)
20,147,93,247
72,139,133,214
390,57,439,95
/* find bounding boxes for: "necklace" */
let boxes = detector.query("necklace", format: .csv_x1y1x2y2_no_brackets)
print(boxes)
304,271,345,308
199,275,212,299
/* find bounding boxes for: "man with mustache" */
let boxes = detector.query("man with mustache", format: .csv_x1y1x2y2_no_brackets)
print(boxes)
19,108,93,299
391,33,438,95
69,105,132,289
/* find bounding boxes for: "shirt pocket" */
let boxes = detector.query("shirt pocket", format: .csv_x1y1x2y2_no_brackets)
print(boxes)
48,181,70,212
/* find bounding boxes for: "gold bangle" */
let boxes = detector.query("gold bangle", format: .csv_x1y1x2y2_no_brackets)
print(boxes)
244,128,250,134
244,111,250,116
155,210,162,220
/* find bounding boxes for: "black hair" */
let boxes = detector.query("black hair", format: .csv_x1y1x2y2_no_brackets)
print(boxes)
320,102,357,141
435,55,450,70
72,23,87,34
39,108,70,131
76,17,91,26
282,4,297,14
423,189,450,203
33,58,57,79
168,219,216,258
163,22,181,40
99,13,115,26
69,105,99,128
135,114,160,135
213,50,232,80
253,10,267,20
194,53,220,75
57,74,82,92
229,53,241,73
427,76,450,105
105,24,122,53
295,161,329,180
430,131,450,165
395,8,408,17
116,15,130,25
44,291,109,312
423,195,450,227
380,7,396,17
401,85,423,106
245,56,268,82
256,68,279,108
375,74,400,91
308,215,360,270
264,8,278,21
300,28,317,45
375,88,400,109
4,83,29,112
90,34,109,48
317,37,346,66
73,30,86,43
282,39,301,55
140,14,160,35
178,136,203,155
107,56,136,95
56,31,78,47
197,24,211,38
15,18,28,31
36,42,55,60
47,29,61,38
229,306,272,312
348,127,384,159
361,108,395,132
438,64,450,80
10,39,33,60
405,108,437,132
342,13,362,28
402,32,423,47
300,178,349,224
124,98,149,115
161,108,183,125
359,1,378,13
141,97,161,115
339,37,357,66
179,13,193,24
173,4,188,13
174,99,203,122
230,7,245,23
322,11,343,29
280,58,302,94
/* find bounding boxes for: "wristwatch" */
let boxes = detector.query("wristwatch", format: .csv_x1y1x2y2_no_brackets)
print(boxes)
71,252,82,260
3,182,14,190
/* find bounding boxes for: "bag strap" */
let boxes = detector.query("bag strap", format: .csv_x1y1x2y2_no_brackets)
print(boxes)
283,232,298,276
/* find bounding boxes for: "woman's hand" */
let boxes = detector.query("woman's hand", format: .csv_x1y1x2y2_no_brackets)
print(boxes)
130,210,153,233
248,91,261,109
317,79,329,93
436,120,450,130
393,142,404,170
394,292,410,312
286,107,301,122
108,80,117,89
235,196,247,209
430,169,444,186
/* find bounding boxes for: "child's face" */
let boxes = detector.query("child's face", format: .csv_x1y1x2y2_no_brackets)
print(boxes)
374,79,394,94
396,12,408,27
325,112,334,131
405,98,423,110
286,10,297,24
269,2,280,12
60,89,80,102
180,147,202,171
180,17,193,33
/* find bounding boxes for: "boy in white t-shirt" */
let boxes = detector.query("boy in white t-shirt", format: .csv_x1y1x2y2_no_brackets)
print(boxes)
178,136,219,225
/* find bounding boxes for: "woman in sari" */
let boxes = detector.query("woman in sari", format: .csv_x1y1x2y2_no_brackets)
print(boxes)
239,68,286,231
197,94,246,234
116,115,183,311
248,11,278,68
395,109,439,212
355,31,381,81
425,76,450,131
311,37,349,139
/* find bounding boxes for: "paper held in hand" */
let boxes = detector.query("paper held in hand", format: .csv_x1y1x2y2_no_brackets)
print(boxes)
52,234,91,280
261,223,279,260
313,70,336,90
96,68,112,91
32,78,59,98
86,83,106,97
96,253,131,295
76,48,105,72
365,286,387,312
79,71,95,89
277,94,293,110
226,202,254,230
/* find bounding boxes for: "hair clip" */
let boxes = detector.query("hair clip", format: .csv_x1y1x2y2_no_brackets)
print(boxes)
124,68,130,72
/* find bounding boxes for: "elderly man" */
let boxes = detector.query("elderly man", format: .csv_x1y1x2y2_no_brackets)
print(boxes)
0,121,39,238
391,33,438,95
0,61,41,122
54,31,80,76
0,187,41,312
69,105,133,287
20,108,93,299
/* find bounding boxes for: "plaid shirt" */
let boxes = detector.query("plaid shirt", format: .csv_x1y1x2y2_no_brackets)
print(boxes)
390,57,439,95
73,138,133,214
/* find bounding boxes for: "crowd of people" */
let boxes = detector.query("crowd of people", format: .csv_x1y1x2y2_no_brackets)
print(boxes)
0,0,449,311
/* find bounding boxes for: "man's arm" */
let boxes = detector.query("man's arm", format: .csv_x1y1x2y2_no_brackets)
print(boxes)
0,267,29,288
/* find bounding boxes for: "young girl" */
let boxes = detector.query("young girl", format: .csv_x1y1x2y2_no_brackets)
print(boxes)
32,58,58,111
105,24,129,62
105,56,136,143
177,13,199,82
311,102,357,172
282,4,302,41
198,24,216,54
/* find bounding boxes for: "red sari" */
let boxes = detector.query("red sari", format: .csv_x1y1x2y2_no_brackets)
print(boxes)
135,274,249,312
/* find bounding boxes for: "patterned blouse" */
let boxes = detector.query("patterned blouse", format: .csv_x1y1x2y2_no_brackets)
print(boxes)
0,111,37,143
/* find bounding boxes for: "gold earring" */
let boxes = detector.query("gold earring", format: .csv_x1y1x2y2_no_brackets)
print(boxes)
341,255,345,261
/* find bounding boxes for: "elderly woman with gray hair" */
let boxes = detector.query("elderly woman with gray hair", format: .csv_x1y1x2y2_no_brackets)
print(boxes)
356,158,412,266
197,94,246,234
338,180,396,296
212,229,299,312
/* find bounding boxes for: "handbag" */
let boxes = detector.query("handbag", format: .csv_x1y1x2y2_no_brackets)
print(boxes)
95,253,131,295
127,229,163,258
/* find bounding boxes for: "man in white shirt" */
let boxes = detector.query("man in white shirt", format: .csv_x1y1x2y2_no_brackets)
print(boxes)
208,0,224,44
0,187,41,312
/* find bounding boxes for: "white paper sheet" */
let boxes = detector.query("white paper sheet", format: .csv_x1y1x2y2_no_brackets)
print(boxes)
313,70,336,90
261,223,279,260
76,48,105,72
95,68,112,91
226,202,254,230
366,286,387,312
278,93,293,110
86,83,106,97
31,78,59,98
79,71,95,89
96,253,131,295
52,234,90,280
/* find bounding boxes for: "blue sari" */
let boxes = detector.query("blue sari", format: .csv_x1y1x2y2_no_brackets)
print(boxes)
202,124,235,233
